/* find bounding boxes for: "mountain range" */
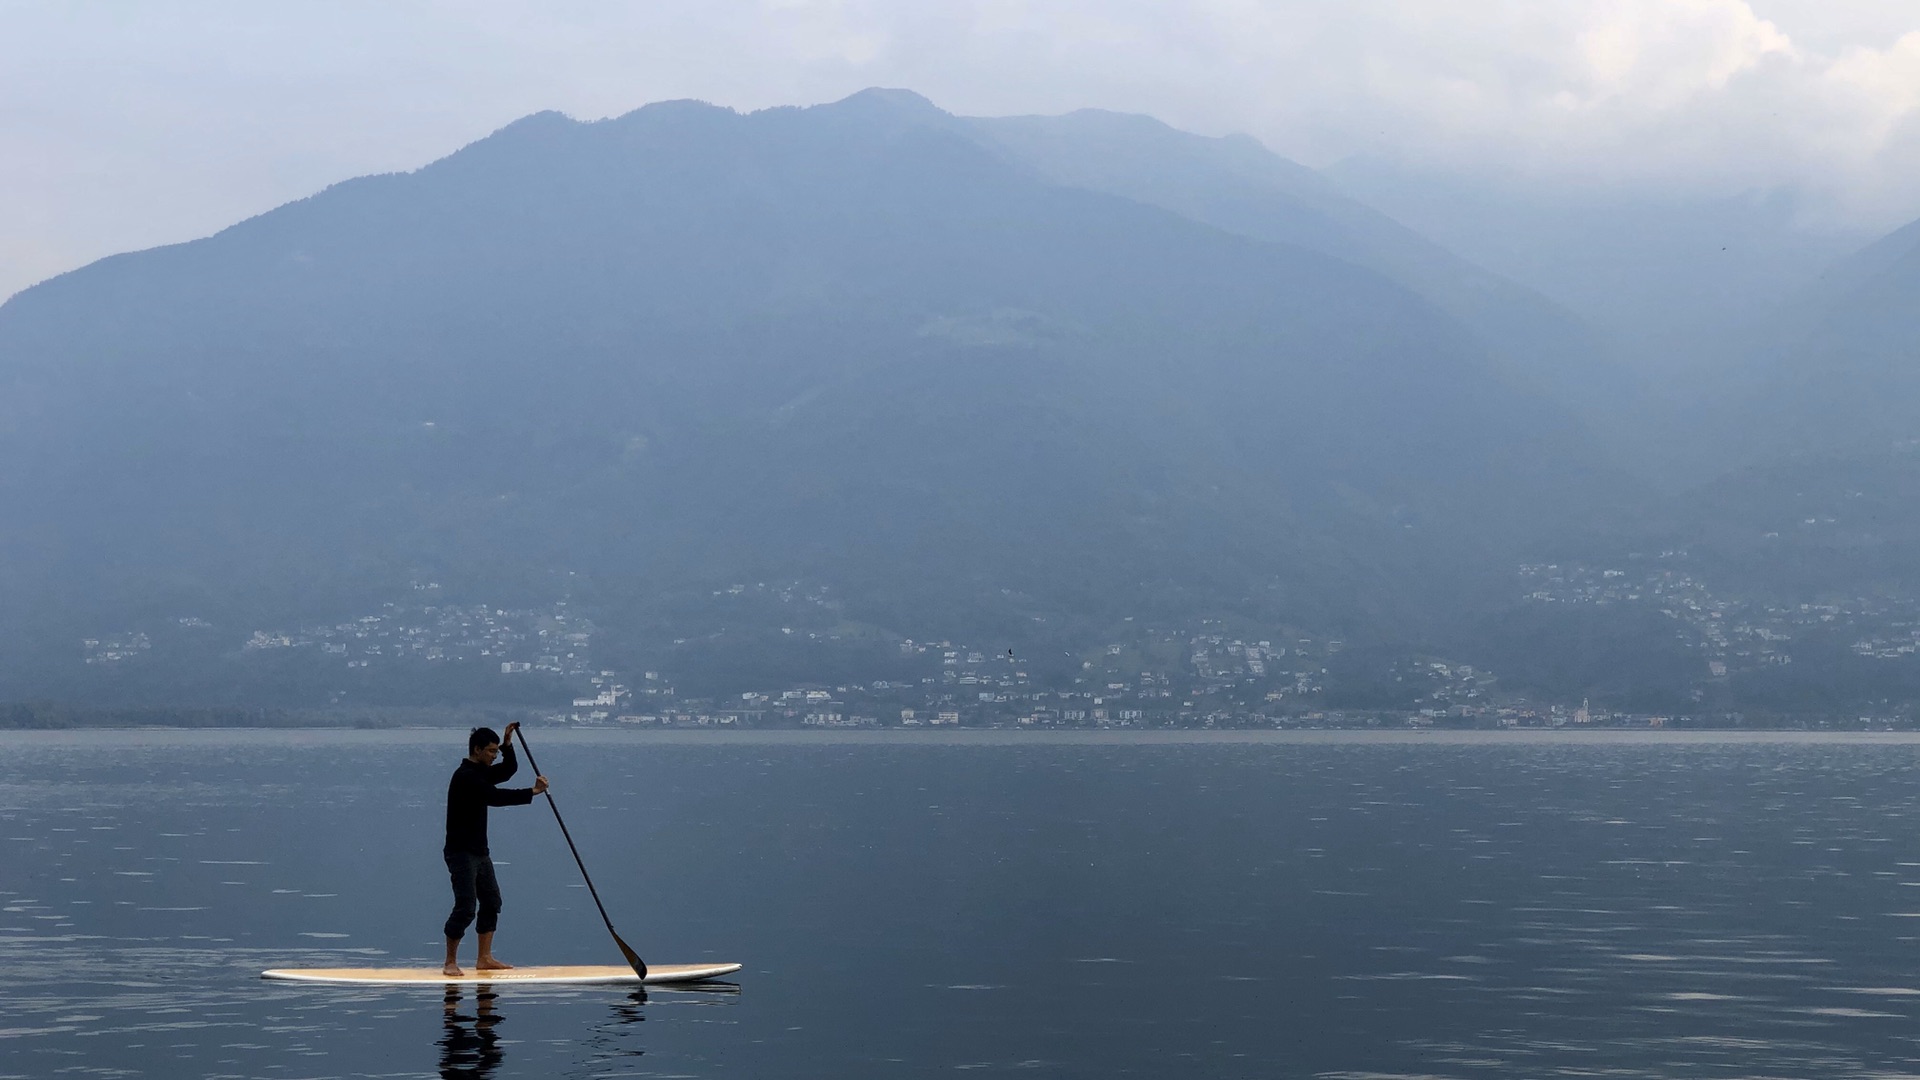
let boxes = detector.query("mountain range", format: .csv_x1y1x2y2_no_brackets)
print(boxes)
2,88,1917,711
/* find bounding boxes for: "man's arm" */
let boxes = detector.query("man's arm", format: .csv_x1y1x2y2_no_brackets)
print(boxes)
487,742,520,783
486,775,549,806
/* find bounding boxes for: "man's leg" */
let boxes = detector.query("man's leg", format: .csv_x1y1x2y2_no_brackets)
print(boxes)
475,931,508,970
474,856,512,970
443,852,480,976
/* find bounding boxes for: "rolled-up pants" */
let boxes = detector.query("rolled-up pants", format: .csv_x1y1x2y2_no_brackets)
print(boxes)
444,851,502,940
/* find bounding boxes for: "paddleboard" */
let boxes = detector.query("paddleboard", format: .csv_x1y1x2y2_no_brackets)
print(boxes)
261,962,741,986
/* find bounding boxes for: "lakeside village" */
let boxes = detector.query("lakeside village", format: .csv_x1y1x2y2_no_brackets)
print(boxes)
1519,554,1920,674
75,565,1920,730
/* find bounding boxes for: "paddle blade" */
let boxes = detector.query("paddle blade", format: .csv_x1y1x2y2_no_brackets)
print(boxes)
615,932,648,979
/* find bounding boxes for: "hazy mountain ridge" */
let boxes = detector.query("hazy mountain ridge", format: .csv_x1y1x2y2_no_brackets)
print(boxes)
0,90,1632,702
1624,210,1920,590
1736,220,1920,462
963,107,1639,434
16,87,1920,714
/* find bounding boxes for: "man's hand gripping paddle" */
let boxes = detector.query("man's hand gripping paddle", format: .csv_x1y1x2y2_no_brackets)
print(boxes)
511,725,647,979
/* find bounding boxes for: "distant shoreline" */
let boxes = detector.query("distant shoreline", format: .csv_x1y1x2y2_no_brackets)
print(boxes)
6,702,1914,736
11,725,1920,747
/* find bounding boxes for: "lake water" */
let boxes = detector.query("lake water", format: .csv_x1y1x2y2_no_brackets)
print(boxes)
8,730,1920,1078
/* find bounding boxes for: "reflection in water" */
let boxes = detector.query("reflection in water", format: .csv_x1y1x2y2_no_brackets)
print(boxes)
577,982,739,1068
439,987,504,1079
581,988,650,1065
656,981,743,998
587,982,746,1066
614,986,651,1020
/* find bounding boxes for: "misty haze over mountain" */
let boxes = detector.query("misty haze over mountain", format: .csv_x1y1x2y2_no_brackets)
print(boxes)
5,86,1920,723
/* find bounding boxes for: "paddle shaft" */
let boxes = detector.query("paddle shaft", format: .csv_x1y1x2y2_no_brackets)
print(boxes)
511,729,647,977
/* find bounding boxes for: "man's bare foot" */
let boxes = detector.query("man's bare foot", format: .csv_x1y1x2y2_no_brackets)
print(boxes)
443,963,465,977
475,956,514,971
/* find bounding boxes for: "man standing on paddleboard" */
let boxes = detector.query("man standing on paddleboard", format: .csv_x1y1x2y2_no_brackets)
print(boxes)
443,722,548,976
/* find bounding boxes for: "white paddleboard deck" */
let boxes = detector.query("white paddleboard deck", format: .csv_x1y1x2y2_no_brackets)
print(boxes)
261,962,741,986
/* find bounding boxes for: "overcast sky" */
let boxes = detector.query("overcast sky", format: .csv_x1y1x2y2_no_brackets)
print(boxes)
4,0,1919,301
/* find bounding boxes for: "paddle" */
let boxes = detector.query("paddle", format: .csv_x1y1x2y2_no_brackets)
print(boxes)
511,725,648,979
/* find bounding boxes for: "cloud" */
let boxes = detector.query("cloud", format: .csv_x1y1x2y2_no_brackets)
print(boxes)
1278,1,1919,225
2,0,1919,299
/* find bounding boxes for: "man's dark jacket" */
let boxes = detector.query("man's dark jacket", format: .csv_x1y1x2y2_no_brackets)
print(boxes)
444,745,536,856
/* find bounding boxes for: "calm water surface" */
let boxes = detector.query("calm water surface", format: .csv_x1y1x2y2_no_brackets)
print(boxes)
7,730,1920,1078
